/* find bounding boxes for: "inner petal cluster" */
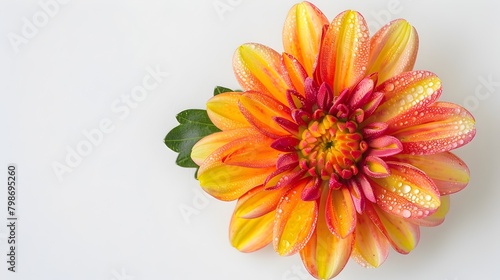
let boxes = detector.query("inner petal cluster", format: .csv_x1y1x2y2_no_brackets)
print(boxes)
298,116,367,181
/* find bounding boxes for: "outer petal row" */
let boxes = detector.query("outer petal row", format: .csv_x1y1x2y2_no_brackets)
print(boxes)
207,92,250,130
368,70,442,128
300,185,353,279
233,43,292,105
282,1,328,76
391,102,476,155
371,162,441,219
365,203,420,254
316,10,370,95
196,133,275,200
391,152,470,195
230,186,275,252
367,19,419,84
274,180,318,256
352,212,389,268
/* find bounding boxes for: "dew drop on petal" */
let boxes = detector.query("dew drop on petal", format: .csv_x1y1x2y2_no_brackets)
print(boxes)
385,83,395,91
402,184,411,194
402,209,411,218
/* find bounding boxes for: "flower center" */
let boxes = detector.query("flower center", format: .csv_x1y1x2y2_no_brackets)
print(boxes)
298,115,367,181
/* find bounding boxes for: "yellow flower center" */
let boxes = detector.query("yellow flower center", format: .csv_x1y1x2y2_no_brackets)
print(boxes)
298,115,367,180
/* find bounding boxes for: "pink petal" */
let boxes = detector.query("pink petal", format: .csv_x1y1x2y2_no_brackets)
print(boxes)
368,135,403,157
363,156,391,178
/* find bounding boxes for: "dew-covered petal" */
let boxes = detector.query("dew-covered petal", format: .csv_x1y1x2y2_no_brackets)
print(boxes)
391,102,476,155
300,186,353,279
365,203,420,254
368,135,403,157
352,212,389,268
371,162,440,219
206,92,250,130
274,182,318,256
230,187,275,252
233,43,292,104
326,187,357,238
316,10,370,95
198,165,274,201
283,53,308,95
348,73,377,111
282,2,328,76
239,92,293,138
363,156,390,178
235,185,291,219
391,152,470,195
368,71,442,127
410,195,450,227
191,128,258,165
197,142,274,200
367,19,419,84
221,136,282,168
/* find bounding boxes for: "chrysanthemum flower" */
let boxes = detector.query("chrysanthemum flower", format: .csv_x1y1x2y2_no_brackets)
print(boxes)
190,2,475,279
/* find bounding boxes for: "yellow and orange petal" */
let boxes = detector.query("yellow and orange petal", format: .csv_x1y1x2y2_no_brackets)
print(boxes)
315,10,370,95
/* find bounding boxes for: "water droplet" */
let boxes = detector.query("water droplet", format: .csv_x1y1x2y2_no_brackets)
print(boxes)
425,195,432,201
402,184,411,194
402,209,411,218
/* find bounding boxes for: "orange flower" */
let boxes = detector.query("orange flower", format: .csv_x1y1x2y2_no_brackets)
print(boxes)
190,2,475,279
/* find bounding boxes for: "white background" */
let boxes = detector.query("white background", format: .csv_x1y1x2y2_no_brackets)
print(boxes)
0,0,499,279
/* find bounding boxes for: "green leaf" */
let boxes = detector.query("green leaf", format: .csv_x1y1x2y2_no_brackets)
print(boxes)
165,86,242,172
213,86,233,96
165,109,221,168
213,86,242,96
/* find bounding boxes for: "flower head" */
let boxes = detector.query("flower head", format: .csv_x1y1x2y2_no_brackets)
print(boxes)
190,2,475,279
